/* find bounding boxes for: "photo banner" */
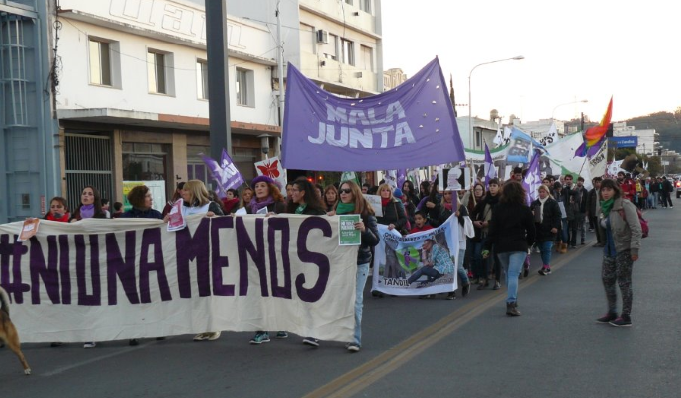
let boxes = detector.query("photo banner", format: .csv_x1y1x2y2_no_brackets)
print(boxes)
0,215,358,343
282,58,465,171
372,215,459,295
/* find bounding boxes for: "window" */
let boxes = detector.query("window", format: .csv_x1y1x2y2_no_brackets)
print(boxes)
89,39,111,86
236,68,254,107
359,0,372,13
299,23,314,54
345,0,353,4
325,34,338,60
341,39,354,65
475,130,482,148
196,59,209,100
147,50,174,95
360,45,373,71
122,143,169,181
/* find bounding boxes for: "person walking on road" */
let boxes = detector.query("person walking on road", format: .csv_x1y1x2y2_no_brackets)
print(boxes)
596,179,642,327
482,181,536,317
661,176,674,208
532,185,561,276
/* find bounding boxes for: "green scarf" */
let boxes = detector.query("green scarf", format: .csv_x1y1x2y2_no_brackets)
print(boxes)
295,203,307,214
600,198,615,217
336,202,356,215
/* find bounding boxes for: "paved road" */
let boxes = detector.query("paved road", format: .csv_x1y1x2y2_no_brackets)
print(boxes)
2,207,679,398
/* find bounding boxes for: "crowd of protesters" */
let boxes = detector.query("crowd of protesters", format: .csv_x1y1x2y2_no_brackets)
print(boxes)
31,165,655,353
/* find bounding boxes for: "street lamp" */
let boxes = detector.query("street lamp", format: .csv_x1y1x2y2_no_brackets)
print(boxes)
468,56,524,150
551,99,588,120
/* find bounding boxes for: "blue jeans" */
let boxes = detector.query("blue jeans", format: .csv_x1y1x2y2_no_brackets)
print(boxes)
354,262,370,346
538,241,553,266
457,248,470,285
496,251,526,304
407,266,442,284
560,218,568,242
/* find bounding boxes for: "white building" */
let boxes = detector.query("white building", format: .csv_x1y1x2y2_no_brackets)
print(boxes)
55,0,281,208
456,117,499,151
612,122,657,155
514,119,566,140
383,68,407,91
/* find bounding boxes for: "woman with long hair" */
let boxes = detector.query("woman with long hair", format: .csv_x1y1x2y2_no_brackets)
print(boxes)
167,180,224,342
437,189,471,299
463,183,485,283
332,180,379,352
247,176,287,344
323,185,338,212
483,181,535,316
70,186,107,222
287,178,326,216
471,179,501,290
246,176,286,215
596,179,642,327
402,180,420,209
532,185,562,276
240,187,254,209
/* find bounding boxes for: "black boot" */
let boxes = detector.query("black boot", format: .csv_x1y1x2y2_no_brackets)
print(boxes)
506,302,521,316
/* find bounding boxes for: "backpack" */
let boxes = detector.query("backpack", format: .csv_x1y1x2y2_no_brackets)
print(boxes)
617,207,649,238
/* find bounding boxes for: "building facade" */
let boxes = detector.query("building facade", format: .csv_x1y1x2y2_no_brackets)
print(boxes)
0,0,60,223
54,0,281,211
612,121,657,156
383,67,407,91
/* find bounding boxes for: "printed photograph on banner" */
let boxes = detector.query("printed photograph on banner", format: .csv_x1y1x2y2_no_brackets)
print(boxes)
372,216,459,296
19,218,40,242
438,166,470,192
166,200,186,231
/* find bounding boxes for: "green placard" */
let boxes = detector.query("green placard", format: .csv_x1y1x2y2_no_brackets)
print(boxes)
338,215,361,245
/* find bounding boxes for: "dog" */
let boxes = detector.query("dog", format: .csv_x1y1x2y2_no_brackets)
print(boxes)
0,286,31,375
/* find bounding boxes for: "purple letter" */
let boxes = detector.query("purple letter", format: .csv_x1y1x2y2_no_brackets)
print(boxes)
30,236,60,304
0,234,30,304
105,232,140,305
295,217,331,303
175,218,211,298
236,217,268,297
139,228,171,303
75,235,101,306
267,218,291,299
211,216,235,296
59,235,71,304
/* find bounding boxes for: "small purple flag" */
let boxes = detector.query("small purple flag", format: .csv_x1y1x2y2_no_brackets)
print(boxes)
521,150,542,206
282,58,466,171
483,142,497,188
396,169,407,190
200,149,244,198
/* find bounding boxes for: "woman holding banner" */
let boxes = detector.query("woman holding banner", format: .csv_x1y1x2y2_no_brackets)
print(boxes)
471,179,501,290
483,181,536,316
323,185,338,213
437,190,472,299
332,180,379,352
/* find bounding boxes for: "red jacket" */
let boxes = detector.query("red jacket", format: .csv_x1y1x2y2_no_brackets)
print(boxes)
410,224,434,234
621,179,636,201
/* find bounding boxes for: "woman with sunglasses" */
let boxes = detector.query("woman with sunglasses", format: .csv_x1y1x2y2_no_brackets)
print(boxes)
330,180,379,352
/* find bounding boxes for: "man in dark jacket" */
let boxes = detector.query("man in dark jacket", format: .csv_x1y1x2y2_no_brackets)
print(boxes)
661,176,674,208
649,177,660,209
573,177,589,246
561,174,579,248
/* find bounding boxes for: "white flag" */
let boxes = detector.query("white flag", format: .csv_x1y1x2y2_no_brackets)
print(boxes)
541,122,557,146
502,126,512,146
493,125,503,147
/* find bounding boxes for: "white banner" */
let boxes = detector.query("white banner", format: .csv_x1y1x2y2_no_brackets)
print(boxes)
588,140,608,179
0,215,358,343
372,215,459,295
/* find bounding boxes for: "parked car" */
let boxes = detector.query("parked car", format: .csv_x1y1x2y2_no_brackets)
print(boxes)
676,179,681,198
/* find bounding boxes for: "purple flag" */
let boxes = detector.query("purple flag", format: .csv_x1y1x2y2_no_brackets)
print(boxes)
200,149,244,198
483,142,497,188
521,150,542,206
281,58,465,171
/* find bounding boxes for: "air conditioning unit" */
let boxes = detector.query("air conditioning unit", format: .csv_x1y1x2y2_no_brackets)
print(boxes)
316,30,329,44
355,72,363,78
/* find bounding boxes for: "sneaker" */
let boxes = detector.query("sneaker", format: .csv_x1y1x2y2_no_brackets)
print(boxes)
609,315,632,327
303,337,320,347
346,343,360,352
492,281,501,290
588,228,595,233
50,342,63,347
275,331,288,339
446,292,456,300
538,268,548,276
462,283,471,297
544,268,552,275
596,312,618,323
129,339,139,346
193,333,209,341
207,331,222,341
470,277,479,285
83,342,96,349
249,332,270,345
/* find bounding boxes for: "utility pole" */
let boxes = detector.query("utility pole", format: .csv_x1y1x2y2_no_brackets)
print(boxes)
205,0,232,162
275,1,285,158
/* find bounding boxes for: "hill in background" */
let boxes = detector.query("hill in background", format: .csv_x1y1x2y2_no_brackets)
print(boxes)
625,109,681,153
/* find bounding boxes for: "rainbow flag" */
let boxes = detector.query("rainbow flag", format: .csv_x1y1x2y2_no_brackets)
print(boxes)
575,97,612,157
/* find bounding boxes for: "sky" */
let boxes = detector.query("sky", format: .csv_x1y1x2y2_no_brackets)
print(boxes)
381,0,680,124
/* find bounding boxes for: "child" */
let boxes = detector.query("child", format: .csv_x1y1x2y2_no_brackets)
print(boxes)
410,211,434,233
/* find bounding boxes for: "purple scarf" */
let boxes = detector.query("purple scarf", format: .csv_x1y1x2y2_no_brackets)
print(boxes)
249,196,275,213
80,204,95,219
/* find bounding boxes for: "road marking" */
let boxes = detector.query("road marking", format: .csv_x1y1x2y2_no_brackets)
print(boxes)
42,340,163,377
303,242,591,398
